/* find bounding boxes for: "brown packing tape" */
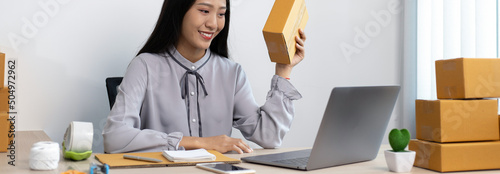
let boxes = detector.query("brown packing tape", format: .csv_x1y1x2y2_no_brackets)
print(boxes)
422,100,434,114
441,60,457,71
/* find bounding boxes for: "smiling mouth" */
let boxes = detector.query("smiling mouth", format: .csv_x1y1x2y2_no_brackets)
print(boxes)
200,32,213,40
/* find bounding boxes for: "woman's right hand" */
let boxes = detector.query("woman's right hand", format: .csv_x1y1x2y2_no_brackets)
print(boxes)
179,135,253,154
201,135,253,154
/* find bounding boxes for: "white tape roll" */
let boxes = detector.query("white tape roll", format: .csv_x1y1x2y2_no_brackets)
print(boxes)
63,121,93,153
29,141,60,170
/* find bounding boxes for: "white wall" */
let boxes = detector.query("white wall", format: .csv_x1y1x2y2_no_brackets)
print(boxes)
0,0,403,153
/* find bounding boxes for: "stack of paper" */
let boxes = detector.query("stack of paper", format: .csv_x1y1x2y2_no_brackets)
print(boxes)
162,149,216,162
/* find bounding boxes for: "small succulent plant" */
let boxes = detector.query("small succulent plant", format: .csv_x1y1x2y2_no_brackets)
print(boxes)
388,128,410,152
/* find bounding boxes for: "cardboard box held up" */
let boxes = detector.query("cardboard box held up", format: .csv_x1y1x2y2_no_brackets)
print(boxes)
435,58,500,99
409,139,500,172
263,0,308,64
415,99,499,143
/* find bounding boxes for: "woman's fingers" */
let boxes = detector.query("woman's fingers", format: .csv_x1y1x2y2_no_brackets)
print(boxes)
293,29,306,63
295,37,305,56
296,29,306,48
232,144,244,154
231,139,252,154
205,135,253,154
299,28,306,41
237,140,253,153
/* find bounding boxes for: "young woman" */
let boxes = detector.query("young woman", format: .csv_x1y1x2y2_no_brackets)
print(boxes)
103,0,306,154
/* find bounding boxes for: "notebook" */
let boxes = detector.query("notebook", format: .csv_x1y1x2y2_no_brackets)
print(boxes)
163,149,216,162
242,86,400,171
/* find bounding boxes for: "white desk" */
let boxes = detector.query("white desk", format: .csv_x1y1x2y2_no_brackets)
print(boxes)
2,131,500,174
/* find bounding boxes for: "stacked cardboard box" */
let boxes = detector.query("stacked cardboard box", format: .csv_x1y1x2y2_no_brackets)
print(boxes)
0,52,11,152
410,58,500,172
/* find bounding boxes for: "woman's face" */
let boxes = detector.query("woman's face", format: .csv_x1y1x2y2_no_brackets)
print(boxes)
177,0,227,53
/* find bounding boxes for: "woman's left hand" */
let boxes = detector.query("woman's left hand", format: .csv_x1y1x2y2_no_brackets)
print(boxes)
275,28,307,79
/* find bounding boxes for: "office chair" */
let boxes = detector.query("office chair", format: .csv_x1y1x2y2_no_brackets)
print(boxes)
105,77,123,110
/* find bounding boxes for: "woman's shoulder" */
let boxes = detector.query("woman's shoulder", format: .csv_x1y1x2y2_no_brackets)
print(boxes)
128,53,168,67
135,52,164,61
211,54,242,70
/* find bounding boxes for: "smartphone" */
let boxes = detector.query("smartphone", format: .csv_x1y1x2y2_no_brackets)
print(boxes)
196,163,256,174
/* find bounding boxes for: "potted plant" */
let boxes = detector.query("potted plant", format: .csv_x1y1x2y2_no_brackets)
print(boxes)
384,128,416,173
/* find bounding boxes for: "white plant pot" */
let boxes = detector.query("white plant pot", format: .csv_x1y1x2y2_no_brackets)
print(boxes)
384,150,416,173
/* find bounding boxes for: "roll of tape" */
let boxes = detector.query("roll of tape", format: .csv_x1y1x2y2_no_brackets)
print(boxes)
64,121,93,153
63,121,93,161
29,141,60,170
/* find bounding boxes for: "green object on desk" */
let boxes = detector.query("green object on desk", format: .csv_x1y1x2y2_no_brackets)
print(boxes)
62,141,92,161
388,128,410,152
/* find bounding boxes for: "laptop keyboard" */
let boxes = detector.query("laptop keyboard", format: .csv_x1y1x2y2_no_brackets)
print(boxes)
272,157,309,166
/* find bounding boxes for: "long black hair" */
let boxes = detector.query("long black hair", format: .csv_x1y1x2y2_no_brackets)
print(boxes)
137,0,230,58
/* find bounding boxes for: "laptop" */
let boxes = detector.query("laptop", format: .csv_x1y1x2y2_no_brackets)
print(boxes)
242,86,400,171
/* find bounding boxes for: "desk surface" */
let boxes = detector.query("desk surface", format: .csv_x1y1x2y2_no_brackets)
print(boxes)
2,130,500,174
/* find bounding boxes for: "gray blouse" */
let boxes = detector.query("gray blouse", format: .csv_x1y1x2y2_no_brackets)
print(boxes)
102,48,302,153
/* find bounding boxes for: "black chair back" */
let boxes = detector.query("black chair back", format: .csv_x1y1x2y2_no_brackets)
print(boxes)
105,77,123,110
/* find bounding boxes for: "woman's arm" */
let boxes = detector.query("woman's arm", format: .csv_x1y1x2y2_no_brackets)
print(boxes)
102,55,183,153
275,29,306,79
231,30,306,149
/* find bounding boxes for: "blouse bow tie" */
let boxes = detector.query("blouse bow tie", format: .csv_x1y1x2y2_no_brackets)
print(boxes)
180,69,208,100
166,52,211,137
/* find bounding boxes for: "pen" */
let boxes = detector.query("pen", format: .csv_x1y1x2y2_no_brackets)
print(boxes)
123,154,163,163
